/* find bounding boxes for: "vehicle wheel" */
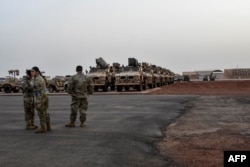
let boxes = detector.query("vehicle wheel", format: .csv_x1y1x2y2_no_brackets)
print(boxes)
110,85,115,91
148,84,152,89
136,83,142,91
64,84,68,92
94,87,99,92
143,81,147,90
103,80,109,92
117,86,122,92
3,84,12,93
48,85,55,93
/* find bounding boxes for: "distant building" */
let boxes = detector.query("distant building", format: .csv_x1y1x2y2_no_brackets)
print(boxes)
183,68,250,81
223,68,250,79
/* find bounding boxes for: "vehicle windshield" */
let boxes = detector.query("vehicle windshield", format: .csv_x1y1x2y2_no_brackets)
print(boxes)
123,66,139,72
144,68,152,73
89,68,106,73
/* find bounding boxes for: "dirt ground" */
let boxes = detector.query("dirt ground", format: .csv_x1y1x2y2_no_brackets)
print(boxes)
150,80,250,167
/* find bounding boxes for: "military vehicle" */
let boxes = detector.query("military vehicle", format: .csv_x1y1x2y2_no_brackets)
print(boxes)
109,62,122,90
115,58,147,91
0,77,5,91
142,62,155,89
2,70,22,93
47,76,67,93
167,70,175,84
86,57,113,92
151,65,161,87
156,66,165,86
63,75,71,92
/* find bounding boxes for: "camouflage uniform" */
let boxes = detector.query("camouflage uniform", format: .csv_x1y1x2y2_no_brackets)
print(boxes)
22,76,36,129
66,72,93,126
32,74,50,132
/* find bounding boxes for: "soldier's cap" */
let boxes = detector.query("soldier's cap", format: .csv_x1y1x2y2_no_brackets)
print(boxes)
76,65,83,72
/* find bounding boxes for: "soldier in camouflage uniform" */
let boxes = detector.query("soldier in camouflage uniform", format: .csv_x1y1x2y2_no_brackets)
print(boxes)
65,65,94,127
22,70,37,130
31,66,51,133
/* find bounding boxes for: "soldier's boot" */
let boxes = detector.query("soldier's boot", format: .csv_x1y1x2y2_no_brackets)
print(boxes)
30,120,38,129
26,120,37,130
80,122,86,127
46,114,51,131
35,126,46,133
65,122,75,127
26,125,37,130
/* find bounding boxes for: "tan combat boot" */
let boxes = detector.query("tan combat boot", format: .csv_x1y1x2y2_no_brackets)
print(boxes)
35,126,46,133
26,120,37,130
80,122,86,127
26,125,37,130
65,122,75,127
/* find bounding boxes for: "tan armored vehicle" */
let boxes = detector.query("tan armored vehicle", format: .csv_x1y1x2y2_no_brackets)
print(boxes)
0,77,6,92
110,62,122,90
86,57,113,92
47,76,66,93
142,62,155,89
165,69,175,84
155,66,165,86
151,65,161,87
2,70,22,93
115,58,147,91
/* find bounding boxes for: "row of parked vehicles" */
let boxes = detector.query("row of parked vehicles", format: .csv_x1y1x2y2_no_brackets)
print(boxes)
85,57,175,92
0,57,175,93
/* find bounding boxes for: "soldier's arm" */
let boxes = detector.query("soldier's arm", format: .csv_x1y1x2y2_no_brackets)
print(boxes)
87,77,94,94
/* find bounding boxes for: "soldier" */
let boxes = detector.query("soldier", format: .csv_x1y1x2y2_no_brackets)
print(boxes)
31,66,51,133
22,70,37,130
65,65,94,127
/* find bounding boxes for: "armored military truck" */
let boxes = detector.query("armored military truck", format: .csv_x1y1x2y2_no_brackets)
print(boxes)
47,76,66,93
86,57,113,92
109,62,122,90
142,62,155,89
0,77,6,92
2,70,22,93
166,70,175,84
115,58,147,91
151,65,161,87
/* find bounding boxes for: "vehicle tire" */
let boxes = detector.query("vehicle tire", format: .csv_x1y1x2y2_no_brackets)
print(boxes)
48,85,55,93
94,86,99,92
143,80,147,90
3,84,12,93
117,86,122,92
136,83,142,91
64,84,68,92
103,81,108,92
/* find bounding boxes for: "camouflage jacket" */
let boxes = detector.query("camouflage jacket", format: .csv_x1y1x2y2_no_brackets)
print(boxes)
67,73,94,98
22,77,33,98
32,74,47,98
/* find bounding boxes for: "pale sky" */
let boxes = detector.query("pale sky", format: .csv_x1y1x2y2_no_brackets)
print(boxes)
1,0,250,77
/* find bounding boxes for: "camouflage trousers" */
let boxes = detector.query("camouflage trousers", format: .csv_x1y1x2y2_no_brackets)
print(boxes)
35,94,50,127
70,97,88,123
23,97,35,126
